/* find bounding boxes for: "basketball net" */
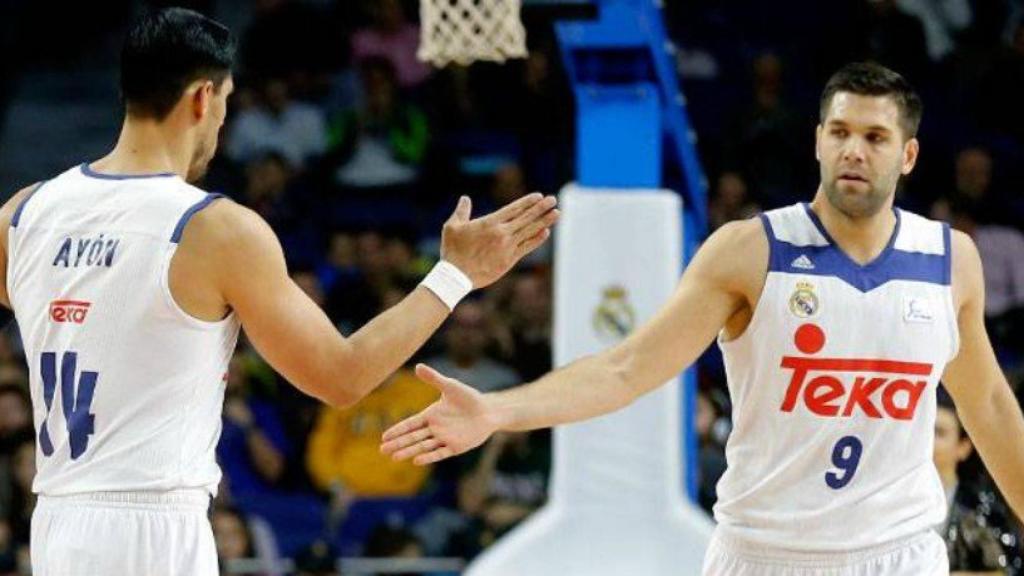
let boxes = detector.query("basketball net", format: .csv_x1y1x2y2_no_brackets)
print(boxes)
418,0,528,66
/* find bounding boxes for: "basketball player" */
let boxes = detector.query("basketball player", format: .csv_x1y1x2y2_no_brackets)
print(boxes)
381,62,1024,575
0,8,557,576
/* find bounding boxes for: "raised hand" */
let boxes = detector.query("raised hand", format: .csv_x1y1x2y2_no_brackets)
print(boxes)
440,193,558,289
380,364,501,466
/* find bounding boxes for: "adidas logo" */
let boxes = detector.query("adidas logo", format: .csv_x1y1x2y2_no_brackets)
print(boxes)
791,255,815,270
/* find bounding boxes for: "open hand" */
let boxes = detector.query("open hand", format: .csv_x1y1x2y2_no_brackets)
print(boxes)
380,364,501,465
440,193,558,289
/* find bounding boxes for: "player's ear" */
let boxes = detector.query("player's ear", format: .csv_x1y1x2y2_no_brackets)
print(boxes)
188,80,214,122
901,137,919,176
814,124,822,162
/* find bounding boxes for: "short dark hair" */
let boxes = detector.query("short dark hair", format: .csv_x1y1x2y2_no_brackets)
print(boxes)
819,62,923,139
121,8,236,120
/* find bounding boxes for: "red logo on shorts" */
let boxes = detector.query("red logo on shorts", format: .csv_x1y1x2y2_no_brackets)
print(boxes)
778,324,932,421
49,300,91,324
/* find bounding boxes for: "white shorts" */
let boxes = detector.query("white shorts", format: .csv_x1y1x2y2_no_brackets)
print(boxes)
31,489,217,576
703,527,949,576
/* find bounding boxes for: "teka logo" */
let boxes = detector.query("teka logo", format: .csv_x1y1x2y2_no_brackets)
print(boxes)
779,323,932,421
49,300,91,324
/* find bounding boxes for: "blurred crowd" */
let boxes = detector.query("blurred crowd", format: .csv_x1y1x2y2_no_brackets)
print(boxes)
0,0,1021,574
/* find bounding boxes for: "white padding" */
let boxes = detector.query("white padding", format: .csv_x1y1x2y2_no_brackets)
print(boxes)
466,184,713,576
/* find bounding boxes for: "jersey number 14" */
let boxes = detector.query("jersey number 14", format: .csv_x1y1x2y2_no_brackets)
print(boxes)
38,352,98,460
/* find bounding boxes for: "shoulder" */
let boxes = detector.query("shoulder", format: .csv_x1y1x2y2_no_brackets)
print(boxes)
0,182,45,231
183,196,274,248
692,217,768,292
949,229,982,310
711,216,767,247
174,196,284,285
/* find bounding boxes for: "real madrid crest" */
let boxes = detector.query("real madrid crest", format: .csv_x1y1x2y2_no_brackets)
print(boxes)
593,285,636,343
789,281,819,318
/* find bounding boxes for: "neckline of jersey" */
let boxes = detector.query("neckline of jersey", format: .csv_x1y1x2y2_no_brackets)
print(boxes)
801,201,902,272
80,162,178,180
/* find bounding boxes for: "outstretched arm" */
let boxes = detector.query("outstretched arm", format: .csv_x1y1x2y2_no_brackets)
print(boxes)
194,194,558,408
381,218,766,464
942,230,1024,518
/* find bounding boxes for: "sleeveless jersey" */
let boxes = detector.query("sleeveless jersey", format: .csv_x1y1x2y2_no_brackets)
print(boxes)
714,202,958,551
7,163,240,497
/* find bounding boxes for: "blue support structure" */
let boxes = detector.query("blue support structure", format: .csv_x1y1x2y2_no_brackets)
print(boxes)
555,0,708,503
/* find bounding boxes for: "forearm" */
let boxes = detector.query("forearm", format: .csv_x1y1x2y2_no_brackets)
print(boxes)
489,346,637,432
959,382,1024,518
345,286,450,399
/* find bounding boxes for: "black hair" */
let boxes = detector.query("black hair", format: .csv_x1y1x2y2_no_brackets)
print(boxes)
121,7,236,120
819,62,923,139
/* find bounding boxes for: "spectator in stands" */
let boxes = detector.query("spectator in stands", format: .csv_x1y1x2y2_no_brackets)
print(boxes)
217,350,291,499
0,386,30,458
448,431,550,557
895,0,972,62
696,389,728,514
240,0,338,84
931,149,1024,357
934,388,1019,574
0,518,18,576
292,269,327,310
306,368,438,497
491,163,528,204
226,77,327,169
708,171,759,231
725,53,807,207
946,147,1001,223
5,437,33,563
324,57,429,189
212,505,259,576
351,0,431,90
294,539,339,576
426,300,520,393
863,0,932,81
971,21,1024,142
492,271,552,382
364,524,425,576
325,231,421,332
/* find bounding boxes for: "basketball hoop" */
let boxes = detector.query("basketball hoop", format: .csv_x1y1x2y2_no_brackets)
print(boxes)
418,0,528,67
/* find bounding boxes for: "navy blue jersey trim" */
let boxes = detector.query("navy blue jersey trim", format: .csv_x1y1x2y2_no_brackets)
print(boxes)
80,163,176,180
171,194,225,243
11,181,47,228
942,222,952,286
758,213,777,272
764,204,947,291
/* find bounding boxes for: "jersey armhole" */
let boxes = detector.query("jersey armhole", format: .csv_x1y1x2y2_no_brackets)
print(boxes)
758,213,777,273
160,194,235,330
941,222,952,286
11,181,47,229
170,193,225,243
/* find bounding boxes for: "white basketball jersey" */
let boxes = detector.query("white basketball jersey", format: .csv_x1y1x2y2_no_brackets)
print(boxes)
714,202,958,551
7,163,240,497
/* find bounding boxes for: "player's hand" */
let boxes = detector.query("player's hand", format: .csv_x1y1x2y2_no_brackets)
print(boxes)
440,193,559,289
380,363,500,465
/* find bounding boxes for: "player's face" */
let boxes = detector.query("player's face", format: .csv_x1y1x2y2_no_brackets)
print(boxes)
187,76,234,183
816,92,919,219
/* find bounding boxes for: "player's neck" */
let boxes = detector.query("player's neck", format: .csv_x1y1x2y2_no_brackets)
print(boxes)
92,117,192,179
809,188,897,266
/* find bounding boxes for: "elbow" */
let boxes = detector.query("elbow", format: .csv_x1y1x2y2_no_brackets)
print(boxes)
319,345,371,409
323,387,360,410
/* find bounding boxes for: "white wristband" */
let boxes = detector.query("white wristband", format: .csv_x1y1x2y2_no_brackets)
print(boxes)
420,260,474,311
